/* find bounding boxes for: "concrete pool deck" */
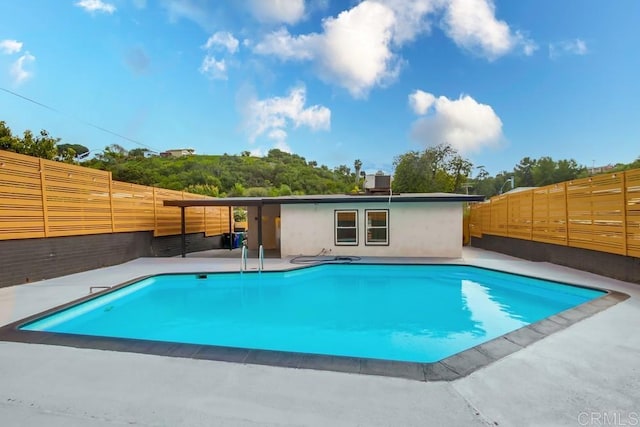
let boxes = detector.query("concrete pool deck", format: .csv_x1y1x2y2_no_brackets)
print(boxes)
1,247,639,426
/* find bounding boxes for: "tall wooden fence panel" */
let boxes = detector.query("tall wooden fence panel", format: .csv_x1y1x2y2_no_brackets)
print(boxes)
111,181,155,232
532,183,567,245
472,169,640,258
205,206,231,237
469,204,483,237
567,174,626,255
480,202,490,237
42,159,113,237
153,188,185,237
0,151,45,239
507,189,533,240
0,150,231,241
489,195,508,237
182,192,207,234
626,169,640,257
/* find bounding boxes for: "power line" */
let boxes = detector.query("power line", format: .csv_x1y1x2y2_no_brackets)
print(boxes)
0,87,160,152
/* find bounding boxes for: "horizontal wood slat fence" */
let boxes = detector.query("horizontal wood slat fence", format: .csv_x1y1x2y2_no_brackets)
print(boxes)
470,169,640,258
0,150,230,240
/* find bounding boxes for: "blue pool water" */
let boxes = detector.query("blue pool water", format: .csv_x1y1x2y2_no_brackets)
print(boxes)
21,265,604,363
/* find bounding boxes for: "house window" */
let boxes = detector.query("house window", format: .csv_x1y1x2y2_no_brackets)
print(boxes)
335,210,358,245
366,210,389,245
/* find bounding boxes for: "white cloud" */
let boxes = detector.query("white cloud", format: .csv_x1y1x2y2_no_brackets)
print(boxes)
203,31,239,54
247,0,305,25
252,0,535,95
254,1,400,98
200,32,239,80
0,39,23,55
244,86,331,149
318,2,399,97
373,0,441,45
549,38,588,59
75,0,116,14
253,28,317,60
409,89,436,115
409,91,503,153
10,52,36,85
199,55,227,80
442,0,535,60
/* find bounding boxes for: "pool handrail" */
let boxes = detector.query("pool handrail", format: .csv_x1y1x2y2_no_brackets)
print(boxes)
241,245,248,272
258,245,264,272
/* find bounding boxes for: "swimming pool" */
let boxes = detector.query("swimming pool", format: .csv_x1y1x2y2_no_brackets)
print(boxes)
15,264,608,374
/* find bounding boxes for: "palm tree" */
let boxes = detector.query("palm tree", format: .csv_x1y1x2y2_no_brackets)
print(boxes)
354,159,363,185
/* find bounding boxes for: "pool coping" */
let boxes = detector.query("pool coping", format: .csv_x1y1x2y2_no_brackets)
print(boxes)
0,264,630,382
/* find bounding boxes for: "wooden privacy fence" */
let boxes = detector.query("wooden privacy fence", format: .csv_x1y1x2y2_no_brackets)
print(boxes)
0,150,231,240
469,169,640,258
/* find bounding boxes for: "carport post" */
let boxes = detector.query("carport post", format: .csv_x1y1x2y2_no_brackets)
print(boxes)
257,204,263,248
181,206,186,258
228,206,233,251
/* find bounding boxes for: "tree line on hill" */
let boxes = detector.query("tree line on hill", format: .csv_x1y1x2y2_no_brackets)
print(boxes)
85,144,358,196
1,120,88,162
2,120,639,198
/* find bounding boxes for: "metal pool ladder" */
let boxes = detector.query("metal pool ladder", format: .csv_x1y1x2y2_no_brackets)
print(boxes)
240,245,264,272
240,245,248,272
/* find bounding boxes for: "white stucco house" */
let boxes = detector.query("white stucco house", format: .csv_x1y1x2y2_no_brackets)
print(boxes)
165,193,484,258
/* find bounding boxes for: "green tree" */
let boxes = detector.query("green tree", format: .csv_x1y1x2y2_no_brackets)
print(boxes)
514,157,536,187
245,187,269,197
228,183,246,197
0,122,61,160
531,156,557,186
127,148,151,159
0,121,20,152
392,151,427,192
392,143,472,193
469,166,495,198
184,184,220,197
554,159,584,182
58,143,89,160
277,184,292,196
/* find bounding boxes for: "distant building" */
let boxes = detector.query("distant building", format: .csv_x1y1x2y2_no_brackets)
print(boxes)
589,164,615,175
160,148,195,158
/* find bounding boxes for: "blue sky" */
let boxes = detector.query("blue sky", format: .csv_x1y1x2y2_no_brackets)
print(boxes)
1,0,638,176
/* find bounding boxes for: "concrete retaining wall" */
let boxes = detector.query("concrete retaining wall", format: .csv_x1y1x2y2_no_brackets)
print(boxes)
0,232,223,288
471,234,640,284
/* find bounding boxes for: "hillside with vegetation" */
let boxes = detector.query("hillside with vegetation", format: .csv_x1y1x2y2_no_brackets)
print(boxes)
84,145,360,197
2,120,639,198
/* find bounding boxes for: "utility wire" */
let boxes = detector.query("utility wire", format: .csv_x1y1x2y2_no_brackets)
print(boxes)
0,87,160,152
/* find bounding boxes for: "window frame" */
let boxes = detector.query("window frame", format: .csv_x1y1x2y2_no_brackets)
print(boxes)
334,209,359,246
365,209,389,246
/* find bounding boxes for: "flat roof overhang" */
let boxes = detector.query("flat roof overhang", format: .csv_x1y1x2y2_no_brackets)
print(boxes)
163,193,485,208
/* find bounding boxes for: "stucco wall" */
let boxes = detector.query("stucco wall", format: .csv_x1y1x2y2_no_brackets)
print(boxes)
280,202,462,258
